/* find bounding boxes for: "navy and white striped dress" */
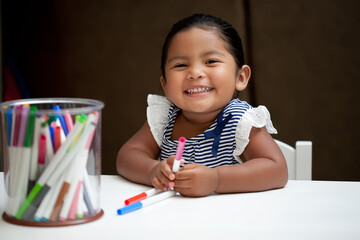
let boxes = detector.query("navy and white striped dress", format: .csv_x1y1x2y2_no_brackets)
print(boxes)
147,94,277,168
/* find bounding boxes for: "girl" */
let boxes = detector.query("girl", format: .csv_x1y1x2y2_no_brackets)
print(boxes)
116,14,288,197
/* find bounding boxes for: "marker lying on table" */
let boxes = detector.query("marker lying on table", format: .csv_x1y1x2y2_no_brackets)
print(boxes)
124,188,162,206
117,190,176,215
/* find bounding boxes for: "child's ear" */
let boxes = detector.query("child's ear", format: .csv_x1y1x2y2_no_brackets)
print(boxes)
235,65,251,91
160,76,166,91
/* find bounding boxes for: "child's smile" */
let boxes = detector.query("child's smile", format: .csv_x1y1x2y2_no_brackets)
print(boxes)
184,86,214,95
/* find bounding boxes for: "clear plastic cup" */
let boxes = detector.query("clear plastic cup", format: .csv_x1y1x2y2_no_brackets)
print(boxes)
0,98,104,226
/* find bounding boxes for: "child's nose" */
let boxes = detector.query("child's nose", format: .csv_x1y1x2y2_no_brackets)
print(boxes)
187,67,204,80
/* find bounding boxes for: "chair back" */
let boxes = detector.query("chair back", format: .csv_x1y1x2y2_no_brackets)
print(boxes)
275,140,312,180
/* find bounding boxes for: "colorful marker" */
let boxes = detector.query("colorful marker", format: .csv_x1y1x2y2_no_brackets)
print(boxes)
17,104,30,147
53,105,69,136
4,106,13,147
40,120,54,163
29,115,42,192
117,190,176,215
172,137,186,173
124,188,162,206
5,106,21,216
11,105,36,216
54,125,61,153
38,134,47,174
63,110,73,132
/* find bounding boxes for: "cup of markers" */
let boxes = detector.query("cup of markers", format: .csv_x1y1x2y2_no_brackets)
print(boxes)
0,98,104,227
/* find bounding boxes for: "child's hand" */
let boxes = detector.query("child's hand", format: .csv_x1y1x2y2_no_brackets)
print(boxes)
174,164,218,197
149,156,177,191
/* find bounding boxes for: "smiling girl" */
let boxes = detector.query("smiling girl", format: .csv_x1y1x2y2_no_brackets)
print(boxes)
116,14,288,197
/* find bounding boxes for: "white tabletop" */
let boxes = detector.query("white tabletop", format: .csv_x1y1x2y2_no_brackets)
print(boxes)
1,173,360,240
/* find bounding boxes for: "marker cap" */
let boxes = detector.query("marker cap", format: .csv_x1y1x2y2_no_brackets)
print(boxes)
175,137,186,160
117,202,143,215
124,192,147,205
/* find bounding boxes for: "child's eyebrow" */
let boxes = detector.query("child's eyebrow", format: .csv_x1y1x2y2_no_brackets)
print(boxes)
167,50,226,64
201,50,226,57
167,56,188,64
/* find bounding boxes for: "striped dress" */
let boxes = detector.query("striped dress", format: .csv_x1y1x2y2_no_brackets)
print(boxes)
147,94,277,168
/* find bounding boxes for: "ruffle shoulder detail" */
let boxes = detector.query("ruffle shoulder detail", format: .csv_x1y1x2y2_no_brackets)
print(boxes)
146,94,172,146
233,105,277,163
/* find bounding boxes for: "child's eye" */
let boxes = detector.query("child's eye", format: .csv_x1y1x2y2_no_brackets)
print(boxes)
173,63,187,68
206,59,219,64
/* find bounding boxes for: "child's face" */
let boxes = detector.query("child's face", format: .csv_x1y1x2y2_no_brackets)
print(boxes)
161,27,246,117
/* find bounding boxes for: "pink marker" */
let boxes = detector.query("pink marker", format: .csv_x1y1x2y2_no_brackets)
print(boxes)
68,181,82,220
63,110,73,132
172,137,186,173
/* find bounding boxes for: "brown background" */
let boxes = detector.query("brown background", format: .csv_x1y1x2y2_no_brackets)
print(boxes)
1,0,360,180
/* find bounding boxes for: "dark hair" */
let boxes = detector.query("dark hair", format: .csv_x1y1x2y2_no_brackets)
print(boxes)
161,14,245,80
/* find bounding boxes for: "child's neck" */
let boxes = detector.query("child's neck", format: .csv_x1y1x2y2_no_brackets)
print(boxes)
171,110,221,140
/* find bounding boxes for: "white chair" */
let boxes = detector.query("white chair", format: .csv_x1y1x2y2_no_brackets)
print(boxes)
275,140,312,180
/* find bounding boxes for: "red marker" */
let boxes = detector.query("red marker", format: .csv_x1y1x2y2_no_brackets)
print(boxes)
54,125,61,153
124,188,161,206
38,134,47,174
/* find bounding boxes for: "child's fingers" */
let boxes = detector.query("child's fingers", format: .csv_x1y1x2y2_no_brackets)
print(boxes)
161,167,175,181
175,164,201,180
158,174,175,188
180,163,200,170
174,178,191,189
161,157,176,180
152,176,169,191
152,176,162,188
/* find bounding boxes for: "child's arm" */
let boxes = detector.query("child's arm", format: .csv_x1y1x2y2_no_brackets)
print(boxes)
116,121,176,190
174,127,288,196
215,126,288,192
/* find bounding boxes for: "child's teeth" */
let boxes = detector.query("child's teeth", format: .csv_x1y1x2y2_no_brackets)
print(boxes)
187,87,211,93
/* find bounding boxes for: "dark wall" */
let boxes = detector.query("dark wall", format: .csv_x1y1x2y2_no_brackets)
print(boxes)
2,0,360,180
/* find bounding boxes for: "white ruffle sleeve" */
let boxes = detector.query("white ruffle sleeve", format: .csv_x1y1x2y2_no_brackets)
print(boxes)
146,94,172,147
233,105,277,163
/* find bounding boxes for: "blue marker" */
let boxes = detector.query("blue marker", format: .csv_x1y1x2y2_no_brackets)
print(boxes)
53,105,68,136
5,108,13,146
117,190,176,215
49,123,55,150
